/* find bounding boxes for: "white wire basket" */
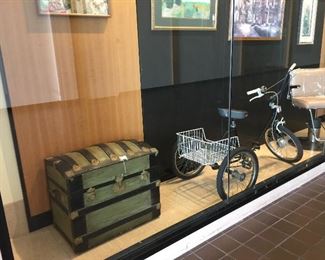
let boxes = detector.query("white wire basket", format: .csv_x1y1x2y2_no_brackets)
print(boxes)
176,128,240,166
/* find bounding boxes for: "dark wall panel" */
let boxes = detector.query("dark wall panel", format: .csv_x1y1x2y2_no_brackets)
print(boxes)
137,0,233,89
142,79,229,179
136,0,174,88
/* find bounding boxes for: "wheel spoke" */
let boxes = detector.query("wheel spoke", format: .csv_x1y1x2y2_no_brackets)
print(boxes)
220,149,257,199
175,148,202,178
265,128,300,161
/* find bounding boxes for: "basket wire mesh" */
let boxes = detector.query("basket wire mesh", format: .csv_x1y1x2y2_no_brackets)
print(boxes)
176,128,240,166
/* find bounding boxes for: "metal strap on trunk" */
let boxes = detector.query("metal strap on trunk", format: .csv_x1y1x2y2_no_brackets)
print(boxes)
122,140,143,153
76,203,161,244
76,149,99,166
81,170,149,193
70,181,160,219
56,156,82,174
115,141,135,156
96,144,118,161
50,158,73,177
85,146,109,163
137,141,151,149
48,168,154,213
58,155,79,168
137,142,159,155
65,152,91,169
106,143,127,157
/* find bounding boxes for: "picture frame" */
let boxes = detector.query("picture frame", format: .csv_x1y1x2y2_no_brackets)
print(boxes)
151,0,218,31
298,0,318,45
229,0,286,41
38,0,110,17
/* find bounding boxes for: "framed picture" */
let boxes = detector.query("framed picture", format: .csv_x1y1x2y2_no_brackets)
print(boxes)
151,0,218,30
298,0,318,45
38,0,110,17
229,0,286,41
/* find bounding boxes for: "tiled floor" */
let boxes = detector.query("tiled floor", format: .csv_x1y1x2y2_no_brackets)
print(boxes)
179,173,325,260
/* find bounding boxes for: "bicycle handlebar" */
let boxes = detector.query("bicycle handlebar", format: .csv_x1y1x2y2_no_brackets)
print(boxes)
247,87,264,102
246,63,297,102
289,63,296,72
247,88,260,96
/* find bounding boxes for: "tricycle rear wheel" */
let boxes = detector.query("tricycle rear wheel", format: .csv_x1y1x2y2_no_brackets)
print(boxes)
172,143,204,179
217,147,258,200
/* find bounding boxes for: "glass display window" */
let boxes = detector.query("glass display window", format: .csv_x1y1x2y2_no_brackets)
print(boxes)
0,0,324,259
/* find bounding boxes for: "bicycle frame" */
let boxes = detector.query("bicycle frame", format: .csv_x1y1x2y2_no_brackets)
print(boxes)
252,70,292,149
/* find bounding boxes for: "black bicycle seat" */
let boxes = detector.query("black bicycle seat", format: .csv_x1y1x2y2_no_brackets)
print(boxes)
217,108,248,120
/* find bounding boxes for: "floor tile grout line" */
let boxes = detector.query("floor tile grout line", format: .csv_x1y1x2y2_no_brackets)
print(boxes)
219,231,267,257
239,224,268,238
294,182,325,193
278,178,325,198
275,196,313,210
228,189,325,257
262,207,295,221
279,236,323,260
207,243,239,257
274,198,303,208
260,205,324,236
298,238,325,259
185,204,324,259
287,190,325,202
256,209,325,255
191,240,215,255
224,243,262,259
270,192,325,220
193,252,203,260
311,195,325,204
165,169,325,260
207,235,244,255
305,182,325,191
220,198,324,256
259,211,301,229
259,202,313,226
275,244,300,258
242,232,281,257
190,227,261,258
255,185,318,218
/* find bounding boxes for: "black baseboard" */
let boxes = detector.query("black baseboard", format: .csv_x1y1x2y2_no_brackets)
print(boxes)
29,211,52,232
108,154,325,260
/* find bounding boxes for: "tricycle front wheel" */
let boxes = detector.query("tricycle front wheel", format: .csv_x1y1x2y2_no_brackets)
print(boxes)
264,125,303,163
172,143,204,179
217,147,259,200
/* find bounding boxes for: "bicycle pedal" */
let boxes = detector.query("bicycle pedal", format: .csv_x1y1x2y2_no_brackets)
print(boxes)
211,163,219,170
252,142,260,150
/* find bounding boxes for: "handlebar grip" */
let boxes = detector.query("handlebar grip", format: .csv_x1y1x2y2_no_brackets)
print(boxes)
247,88,259,96
289,63,296,71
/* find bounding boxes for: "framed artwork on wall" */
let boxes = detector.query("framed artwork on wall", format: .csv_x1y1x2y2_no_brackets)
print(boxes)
298,0,318,45
38,0,110,17
229,0,286,41
151,0,218,30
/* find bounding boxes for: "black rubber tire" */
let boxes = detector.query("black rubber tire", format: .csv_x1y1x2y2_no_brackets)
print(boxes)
217,147,259,200
264,125,303,163
171,143,204,180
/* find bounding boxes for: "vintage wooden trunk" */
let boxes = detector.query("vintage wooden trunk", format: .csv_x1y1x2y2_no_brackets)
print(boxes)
45,140,160,253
